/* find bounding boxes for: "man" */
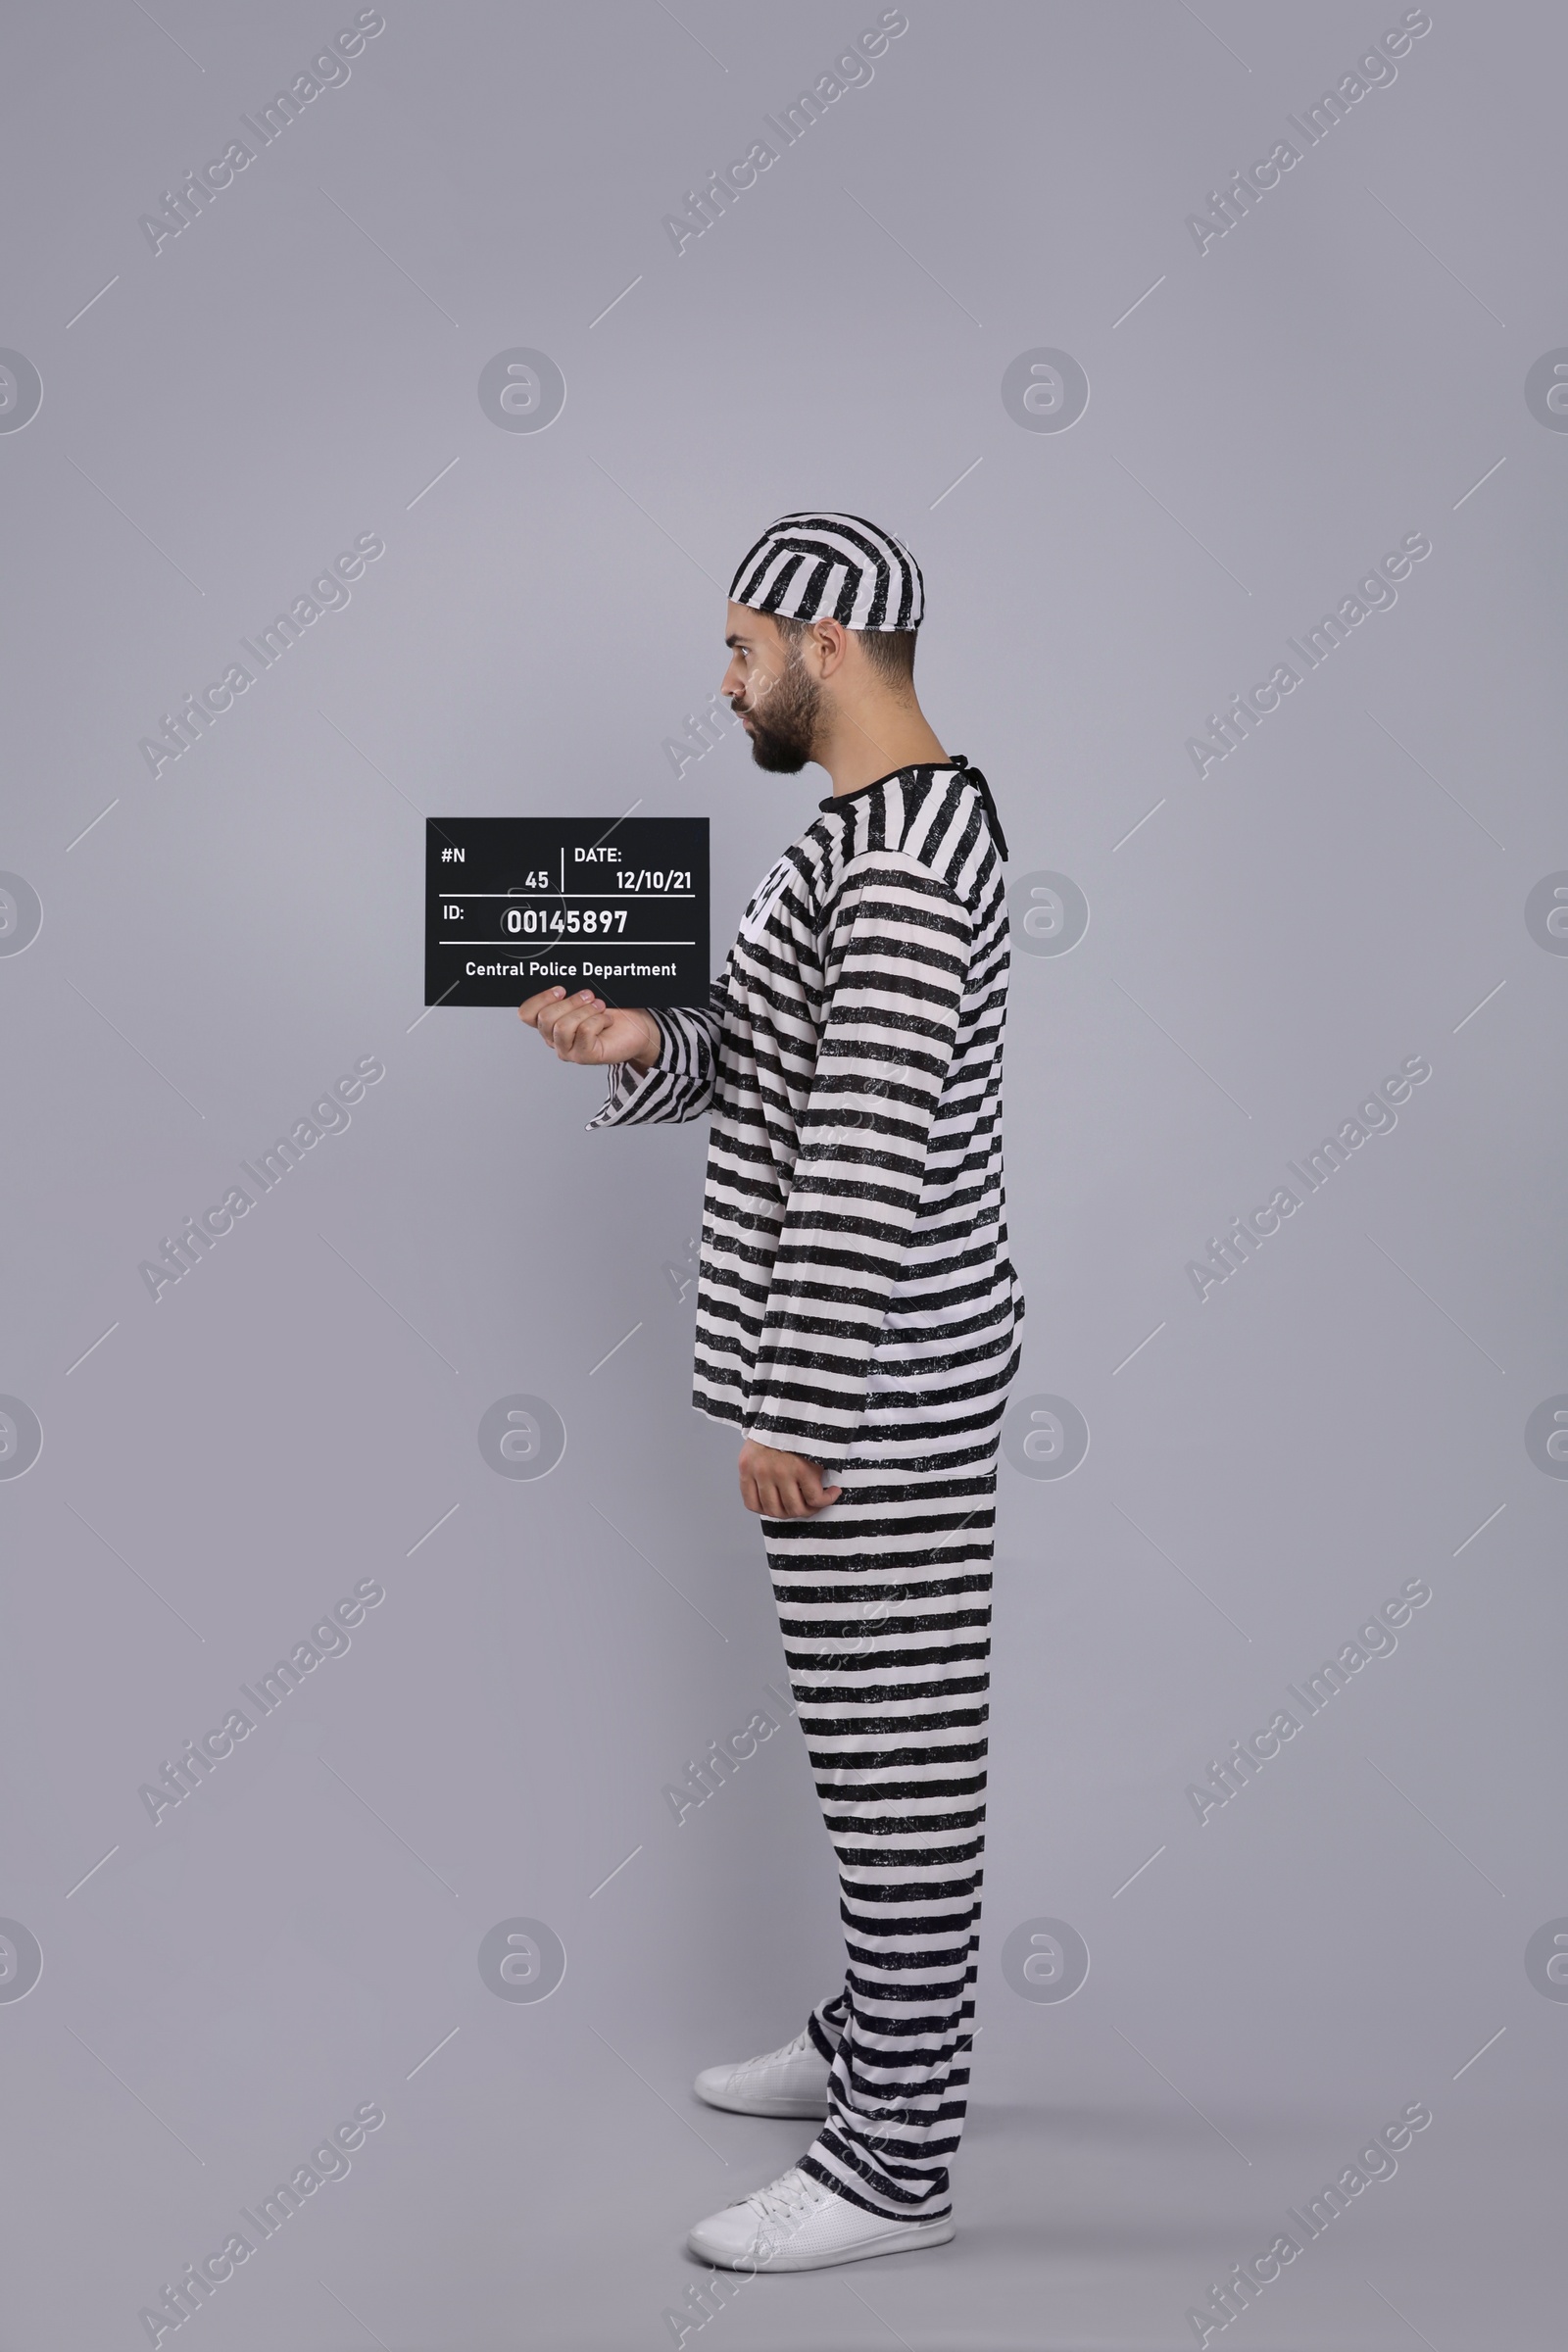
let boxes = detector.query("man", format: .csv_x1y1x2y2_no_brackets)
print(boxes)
519,512,1023,2272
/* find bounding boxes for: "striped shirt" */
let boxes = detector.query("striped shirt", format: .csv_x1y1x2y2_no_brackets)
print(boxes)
588,759,1024,1468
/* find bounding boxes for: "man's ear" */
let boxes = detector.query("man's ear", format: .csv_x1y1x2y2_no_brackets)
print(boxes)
811,618,848,676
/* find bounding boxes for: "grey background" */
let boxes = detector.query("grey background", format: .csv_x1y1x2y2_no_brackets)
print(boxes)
1,3,1563,2346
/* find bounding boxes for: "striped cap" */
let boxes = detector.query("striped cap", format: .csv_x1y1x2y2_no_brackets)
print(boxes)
728,511,924,632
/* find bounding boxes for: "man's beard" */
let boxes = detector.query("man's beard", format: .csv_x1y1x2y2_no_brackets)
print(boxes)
738,652,821,772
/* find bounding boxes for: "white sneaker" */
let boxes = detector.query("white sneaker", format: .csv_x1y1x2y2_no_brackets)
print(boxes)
694,2025,832,2119
688,2163,955,2273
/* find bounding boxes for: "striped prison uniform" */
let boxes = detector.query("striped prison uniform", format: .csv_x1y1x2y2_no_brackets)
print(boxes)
588,758,1023,2218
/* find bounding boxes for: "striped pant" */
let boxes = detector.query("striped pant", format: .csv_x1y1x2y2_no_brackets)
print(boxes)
760,1444,998,2221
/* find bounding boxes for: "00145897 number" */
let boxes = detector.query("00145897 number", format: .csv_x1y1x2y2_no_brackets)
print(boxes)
498,906,631,936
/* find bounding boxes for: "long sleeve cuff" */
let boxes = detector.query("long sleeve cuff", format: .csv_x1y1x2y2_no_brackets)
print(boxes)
586,1056,668,1128
584,1004,719,1129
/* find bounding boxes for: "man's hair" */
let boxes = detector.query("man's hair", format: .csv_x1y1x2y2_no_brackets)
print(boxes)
772,612,917,689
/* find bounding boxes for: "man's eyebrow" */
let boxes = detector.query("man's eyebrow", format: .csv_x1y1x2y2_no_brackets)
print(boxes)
724,631,750,648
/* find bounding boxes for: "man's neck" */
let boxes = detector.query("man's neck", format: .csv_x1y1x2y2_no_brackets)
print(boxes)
815,697,949,797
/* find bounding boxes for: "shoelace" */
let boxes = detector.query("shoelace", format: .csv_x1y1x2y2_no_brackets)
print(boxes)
749,2168,824,2246
736,2026,811,2079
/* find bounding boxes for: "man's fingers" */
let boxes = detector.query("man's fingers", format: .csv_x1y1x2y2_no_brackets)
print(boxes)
541,997,613,1061
539,1002,587,1052
522,988,611,1055
517,987,567,1028
790,1463,840,1513
742,1475,843,1517
745,1471,787,1518
736,1441,845,1518
538,991,600,1028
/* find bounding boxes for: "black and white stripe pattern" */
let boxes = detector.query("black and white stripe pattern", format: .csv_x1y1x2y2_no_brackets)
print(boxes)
727,511,924,632
590,760,1020,2214
588,760,1023,1471
768,1453,997,2218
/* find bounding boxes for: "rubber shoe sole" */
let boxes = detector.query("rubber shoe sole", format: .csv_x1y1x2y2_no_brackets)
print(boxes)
693,2076,830,2120
688,2210,956,2273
